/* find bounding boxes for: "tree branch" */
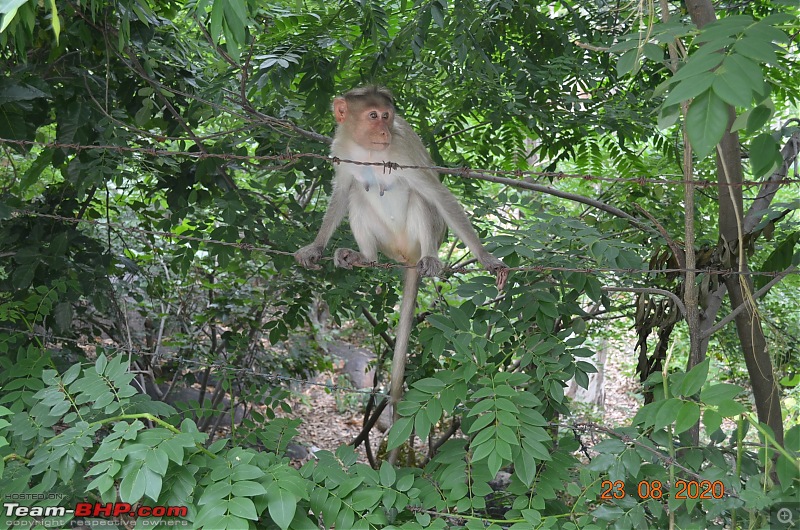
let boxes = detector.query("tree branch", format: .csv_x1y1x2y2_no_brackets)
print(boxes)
702,265,797,338
743,127,800,234
602,287,686,317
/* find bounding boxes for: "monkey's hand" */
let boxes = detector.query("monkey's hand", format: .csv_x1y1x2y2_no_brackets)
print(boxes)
479,253,509,290
416,256,444,278
334,248,371,269
295,244,324,270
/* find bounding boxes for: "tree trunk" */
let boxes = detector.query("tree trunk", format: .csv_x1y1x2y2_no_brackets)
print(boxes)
684,0,784,446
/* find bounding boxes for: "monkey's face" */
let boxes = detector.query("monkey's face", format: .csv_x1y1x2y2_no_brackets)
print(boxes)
352,105,393,151
334,97,394,151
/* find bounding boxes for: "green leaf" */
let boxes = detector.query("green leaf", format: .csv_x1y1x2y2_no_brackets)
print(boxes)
46,0,59,42
716,399,746,417
674,401,700,434
487,450,504,478
746,104,772,134
712,57,757,107
321,495,341,528
776,453,799,492
20,148,54,191
621,450,641,477
608,36,642,53
642,43,664,62
144,448,169,475
757,232,800,289
396,473,414,492
654,398,683,430
733,37,779,64
472,438,495,462
686,90,729,159
386,416,413,451
199,480,233,504
222,0,246,44
426,314,454,334
228,497,258,521
749,133,782,178
414,408,432,441
213,515,249,530
696,15,754,43
703,409,723,433
670,54,724,84
448,306,470,331
95,354,108,375
119,463,146,503
231,480,268,497
663,74,714,108
379,461,396,487
593,439,626,453
266,483,298,530
431,0,445,28
514,451,537,487
617,48,639,77
0,0,29,33
658,104,681,130
520,438,551,460
412,377,445,394
677,359,709,397
700,383,743,405
209,0,224,43
351,488,382,511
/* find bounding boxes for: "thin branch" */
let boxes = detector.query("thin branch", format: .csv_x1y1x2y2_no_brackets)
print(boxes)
702,265,798,338
361,307,396,349
743,128,800,234
602,287,686,317
634,204,686,268
450,170,658,236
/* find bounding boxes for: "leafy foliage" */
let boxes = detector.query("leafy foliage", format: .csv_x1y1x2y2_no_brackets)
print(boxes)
0,0,798,528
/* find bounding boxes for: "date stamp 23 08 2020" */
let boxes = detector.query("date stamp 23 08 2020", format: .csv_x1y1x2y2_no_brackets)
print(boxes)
600,480,800,529
600,479,725,501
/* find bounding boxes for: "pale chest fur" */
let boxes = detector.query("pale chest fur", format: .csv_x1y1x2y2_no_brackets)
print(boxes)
348,164,410,229
332,143,413,232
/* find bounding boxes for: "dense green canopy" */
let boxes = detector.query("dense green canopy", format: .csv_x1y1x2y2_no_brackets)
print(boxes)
0,1,797,528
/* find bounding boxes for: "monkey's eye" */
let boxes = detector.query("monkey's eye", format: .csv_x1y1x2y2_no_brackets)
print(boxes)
369,111,379,119
382,112,390,120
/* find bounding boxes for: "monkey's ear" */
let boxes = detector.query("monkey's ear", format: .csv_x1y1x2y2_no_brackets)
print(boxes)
332,97,348,124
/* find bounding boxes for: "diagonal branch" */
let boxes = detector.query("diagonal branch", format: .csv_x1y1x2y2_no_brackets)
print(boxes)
702,264,798,338
744,127,800,234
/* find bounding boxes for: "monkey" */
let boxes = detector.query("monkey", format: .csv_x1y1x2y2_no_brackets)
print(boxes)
295,86,507,459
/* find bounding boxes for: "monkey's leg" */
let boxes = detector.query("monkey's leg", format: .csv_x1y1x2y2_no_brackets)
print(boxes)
336,210,381,269
407,194,445,277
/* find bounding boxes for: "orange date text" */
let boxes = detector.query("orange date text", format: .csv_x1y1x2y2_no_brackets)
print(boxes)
600,480,725,500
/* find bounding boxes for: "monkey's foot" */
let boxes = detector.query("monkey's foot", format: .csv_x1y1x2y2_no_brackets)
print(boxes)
334,248,371,269
479,254,509,290
294,244,323,270
416,256,443,277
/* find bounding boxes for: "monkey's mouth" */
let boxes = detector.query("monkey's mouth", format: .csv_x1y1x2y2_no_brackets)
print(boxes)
372,142,390,148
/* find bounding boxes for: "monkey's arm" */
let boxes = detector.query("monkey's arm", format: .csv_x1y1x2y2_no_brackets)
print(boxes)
295,176,352,269
421,175,506,274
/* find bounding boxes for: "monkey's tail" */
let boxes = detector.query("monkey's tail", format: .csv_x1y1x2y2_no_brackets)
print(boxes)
387,265,420,464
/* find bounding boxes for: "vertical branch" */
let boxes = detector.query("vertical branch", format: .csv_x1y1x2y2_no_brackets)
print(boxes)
660,0,702,448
